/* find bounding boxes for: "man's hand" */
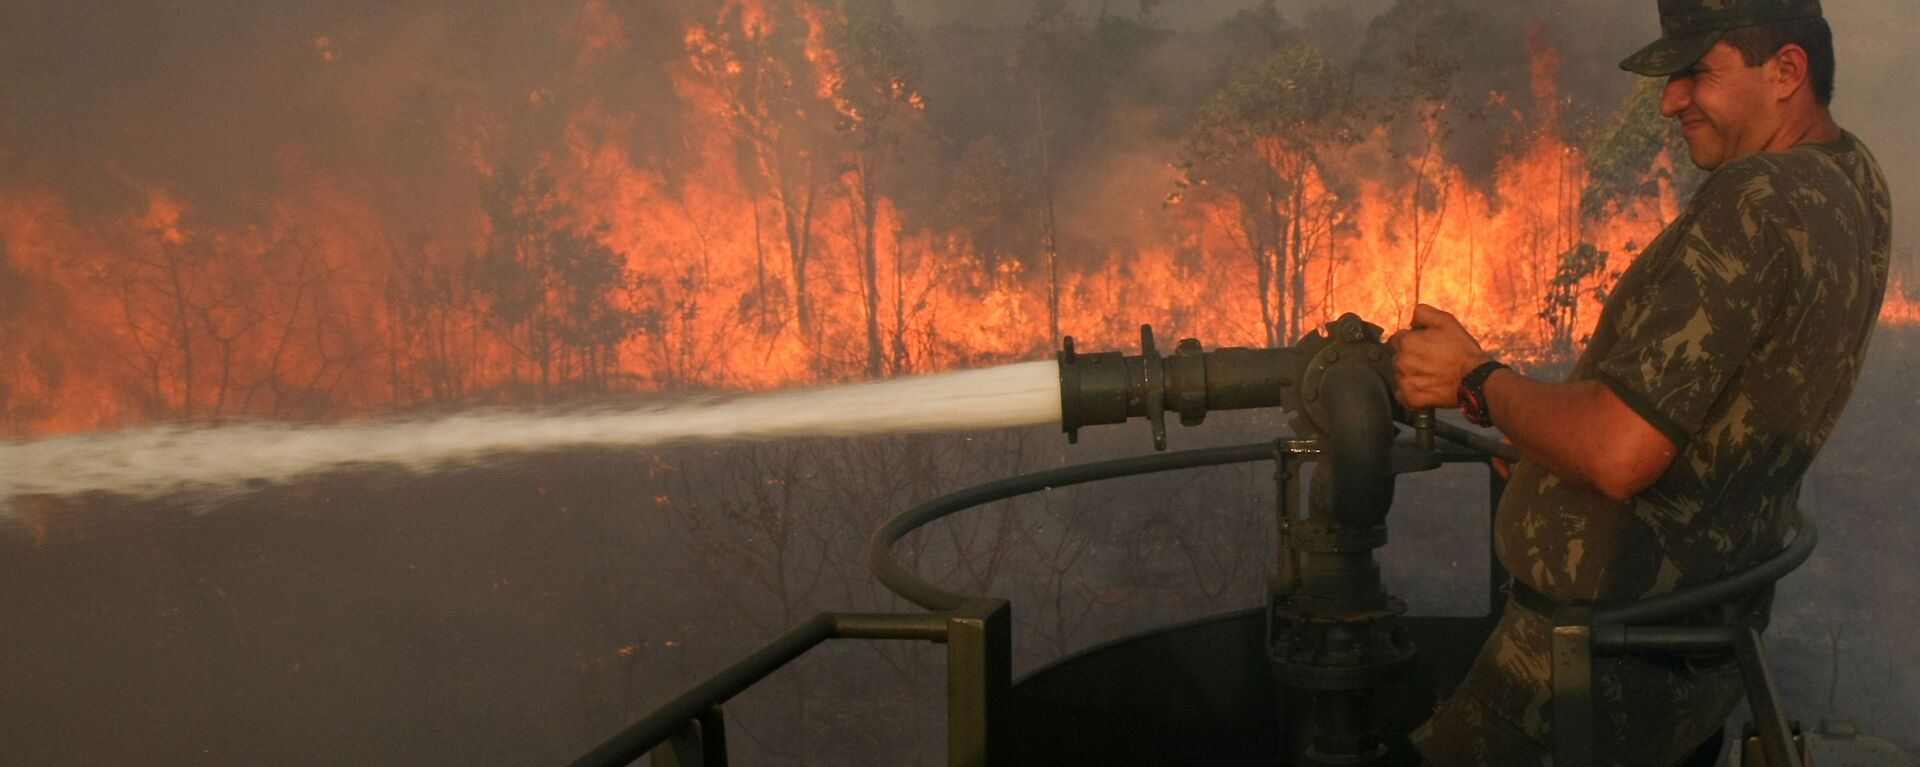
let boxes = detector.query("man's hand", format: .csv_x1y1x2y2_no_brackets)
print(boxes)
1388,304,1494,409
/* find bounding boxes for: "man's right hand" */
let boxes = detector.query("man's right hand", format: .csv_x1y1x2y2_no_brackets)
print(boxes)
1387,304,1492,409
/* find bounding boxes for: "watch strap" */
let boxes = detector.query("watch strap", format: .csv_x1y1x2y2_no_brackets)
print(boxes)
1458,360,1510,428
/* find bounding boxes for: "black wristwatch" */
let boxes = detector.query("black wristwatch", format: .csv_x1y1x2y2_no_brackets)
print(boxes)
1457,360,1510,428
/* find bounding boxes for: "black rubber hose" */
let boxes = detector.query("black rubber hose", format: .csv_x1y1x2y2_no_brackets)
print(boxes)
868,442,1277,610
1414,417,1816,629
1593,518,1817,626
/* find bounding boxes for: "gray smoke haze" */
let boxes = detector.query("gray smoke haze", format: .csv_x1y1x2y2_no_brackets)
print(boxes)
6,0,1915,253
886,0,1920,267
0,0,692,232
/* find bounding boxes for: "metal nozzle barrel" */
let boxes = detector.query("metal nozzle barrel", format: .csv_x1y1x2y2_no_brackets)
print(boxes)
1058,325,1302,449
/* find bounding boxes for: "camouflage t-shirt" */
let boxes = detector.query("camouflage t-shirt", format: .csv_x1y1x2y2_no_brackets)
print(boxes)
1497,132,1891,605
1414,132,1892,764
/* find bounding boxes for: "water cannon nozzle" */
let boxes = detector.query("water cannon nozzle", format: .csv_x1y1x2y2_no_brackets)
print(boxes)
1056,328,1300,450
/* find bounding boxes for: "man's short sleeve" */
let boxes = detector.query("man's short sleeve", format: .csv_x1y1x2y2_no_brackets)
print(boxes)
1591,163,1798,451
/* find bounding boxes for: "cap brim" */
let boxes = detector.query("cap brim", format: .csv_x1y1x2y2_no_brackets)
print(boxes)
1619,30,1722,76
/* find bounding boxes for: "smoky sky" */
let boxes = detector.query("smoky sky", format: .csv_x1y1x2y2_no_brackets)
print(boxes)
1,0,1915,259
0,0,692,231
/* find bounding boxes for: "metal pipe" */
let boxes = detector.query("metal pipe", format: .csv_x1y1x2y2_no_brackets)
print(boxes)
946,599,1012,766
568,615,838,767
566,612,957,767
1319,359,1397,528
1428,419,1522,464
1057,327,1299,447
831,613,950,642
1734,627,1803,767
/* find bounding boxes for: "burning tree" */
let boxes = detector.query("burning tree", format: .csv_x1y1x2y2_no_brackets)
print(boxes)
475,168,641,399
684,1,837,355
1175,38,1356,347
0,237,62,434
823,0,926,379
380,233,488,406
1581,77,1703,231
88,192,372,423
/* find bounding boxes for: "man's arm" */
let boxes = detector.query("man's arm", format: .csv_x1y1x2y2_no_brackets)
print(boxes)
1390,304,1677,501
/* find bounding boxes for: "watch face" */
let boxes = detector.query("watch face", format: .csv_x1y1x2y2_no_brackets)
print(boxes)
1458,384,1491,427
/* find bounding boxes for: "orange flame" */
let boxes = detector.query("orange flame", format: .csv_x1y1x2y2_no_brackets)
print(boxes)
0,3,1905,439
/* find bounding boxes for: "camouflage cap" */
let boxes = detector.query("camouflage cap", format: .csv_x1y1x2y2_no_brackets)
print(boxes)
1620,0,1824,76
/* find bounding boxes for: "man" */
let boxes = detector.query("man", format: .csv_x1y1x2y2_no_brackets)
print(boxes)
1392,0,1891,763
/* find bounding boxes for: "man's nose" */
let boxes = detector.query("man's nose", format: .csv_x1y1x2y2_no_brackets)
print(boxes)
1659,75,1692,118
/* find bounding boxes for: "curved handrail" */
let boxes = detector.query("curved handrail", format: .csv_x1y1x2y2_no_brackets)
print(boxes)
1556,518,1817,767
1594,516,1817,626
867,442,1278,610
567,611,959,767
867,423,1811,626
591,429,1819,767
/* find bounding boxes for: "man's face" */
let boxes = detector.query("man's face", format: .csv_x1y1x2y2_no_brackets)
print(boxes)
1659,42,1779,170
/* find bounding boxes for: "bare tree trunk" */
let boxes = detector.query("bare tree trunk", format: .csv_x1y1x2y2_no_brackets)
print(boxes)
746,142,772,332
1036,88,1061,347
1258,171,1287,349
777,159,820,366
1250,216,1278,349
1288,182,1307,343
890,228,909,374
1271,198,1292,345
1410,112,1448,309
164,249,195,420
771,158,817,361
853,162,884,379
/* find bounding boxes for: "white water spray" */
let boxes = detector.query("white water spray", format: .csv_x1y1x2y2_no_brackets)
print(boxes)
0,361,1062,504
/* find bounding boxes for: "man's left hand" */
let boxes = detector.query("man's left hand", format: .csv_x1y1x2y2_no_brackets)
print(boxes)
1388,304,1493,409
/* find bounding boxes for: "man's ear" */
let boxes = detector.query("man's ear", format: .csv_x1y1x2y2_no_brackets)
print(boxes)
1769,43,1811,102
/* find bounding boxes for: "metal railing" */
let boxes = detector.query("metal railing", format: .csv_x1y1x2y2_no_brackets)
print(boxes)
868,441,1281,610
567,600,1010,767
568,424,1815,767
567,441,1284,767
1550,517,1818,767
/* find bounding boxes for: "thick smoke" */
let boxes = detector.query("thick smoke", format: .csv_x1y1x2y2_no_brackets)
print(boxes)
0,0,692,232
7,0,1914,268
888,0,1917,271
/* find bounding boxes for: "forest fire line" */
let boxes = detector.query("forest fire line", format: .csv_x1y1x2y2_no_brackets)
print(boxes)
1,0,1912,440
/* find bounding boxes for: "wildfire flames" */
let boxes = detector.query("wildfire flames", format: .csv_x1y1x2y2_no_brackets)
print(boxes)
1,0,1912,438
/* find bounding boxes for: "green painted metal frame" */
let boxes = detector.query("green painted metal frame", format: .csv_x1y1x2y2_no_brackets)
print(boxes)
568,418,1819,766
571,431,1516,767
1548,518,1817,767
566,601,1009,767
